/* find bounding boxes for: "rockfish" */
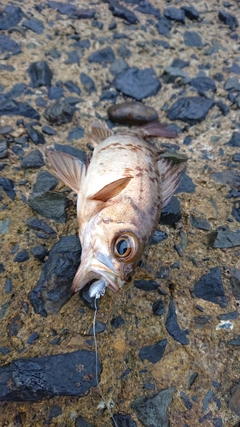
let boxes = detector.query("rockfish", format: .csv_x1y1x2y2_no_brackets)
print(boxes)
46,122,183,295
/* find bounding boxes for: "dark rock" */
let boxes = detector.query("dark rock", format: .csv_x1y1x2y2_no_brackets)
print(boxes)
14,249,29,263
226,132,240,147
180,392,193,410
47,405,62,423
0,35,21,55
202,390,215,412
67,126,85,141
211,170,240,187
44,100,75,124
219,311,238,320
230,268,240,299
0,263,5,274
112,413,137,427
0,218,10,234
42,126,56,135
35,97,47,107
22,19,44,34
88,47,115,63
0,140,8,159
0,176,15,200
232,202,240,222
117,43,131,59
183,31,203,47
134,279,159,291
165,298,189,344
190,215,212,231
92,20,103,30
0,5,23,30
80,284,100,311
164,7,185,24
228,337,240,346
111,315,125,329
135,1,160,18
152,300,165,316
175,172,196,194
50,337,61,345
233,153,240,162
107,101,158,125
153,39,170,49
28,61,53,88
162,66,189,84
108,0,138,24
48,86,64,100
0,64,15,72
21,150,44,168
75,415,95,427
229,62,240,74
7,315,23,337
156,17,172,37
218,10,238,31
64,81,81,95
48,1,76,15
31,245,48,261
139,339,167,363
0,125,14,135
181,5,199,20
0,347,11,356
29,235,81,316
0,349,100,401
194,315,212,328
224,77,240,91
131,388,175,427
88,320,107,335
33,171,58,193
190,77,216,93
65,51,80,65
109,59,129,77
149,229,168,245
207,229,240,249
113,67,161,101
156,267,169,279
0,99,40,120
216,101,230,116
70,9,96,20
168,96,215,125
100,89,118,102
26,332,40,344
54,143,86,162
212,418,223,427
28,191,68,223
80,73,96,94
193,267,227,308
25,217,56,236
4,278,13,294
159,196,181,226
171,58,189,69
5,83,27,100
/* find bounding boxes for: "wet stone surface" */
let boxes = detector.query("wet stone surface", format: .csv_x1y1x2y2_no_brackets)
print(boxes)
0,0,240,426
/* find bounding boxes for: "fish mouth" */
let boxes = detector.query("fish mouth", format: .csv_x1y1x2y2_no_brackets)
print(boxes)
72,251,125,293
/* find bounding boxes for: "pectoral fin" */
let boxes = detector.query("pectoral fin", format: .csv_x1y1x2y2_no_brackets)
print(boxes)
89,176,132,202
46,150,86,193
158,158,183,208
134,121,178,139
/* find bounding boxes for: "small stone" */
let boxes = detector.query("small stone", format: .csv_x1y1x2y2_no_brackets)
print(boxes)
168,96,215,125
216,101,229,116
107,101,158,125
44,100,75,124
180,392,193,410
28,191,68,223
4,278,13,294
0,99,40,120
202,390,215,412
134,279,159,291
21,150,44,168
165,298,189,344
176,172,196,194
0,125,14,135
164,7,185,24
67,126,84,141
54,143,86,162
135,1,160,18
159,196,181,226
190,76,216,93
7,314,23,337
42,126,56,135
26,332,40,344
48,86,64,100
232,202,240,222
75,416,95,427
0,347,11,356
190,216,212,231
149,229,168,245
181,5,199,20
183,31,203,47
218,10,238,31
152,300,165,316
224,77,240,91
14,249,29,263
33,171,58,193
207,229,240,249
0,34,21,55
31,245,48,261
108,0,138,24
193,267,227,308
28,61,53,88
113,67,161,101
156,17,172,37
92,20,103,30
0,139,8,159
88,47,115,63
48,1,76,15
229,62,240,74
0,176,16,200
64,80,81,95
25,217,56,236
109,58,129,76
226,132,240,147
112,414,137,427
230,268,240,299
88,320,107,335
80,73,96,94
22,19,44,34
139,339,167,363
0,5,23,30
0,218,10,235
162,66,189,84
5,83,27,100
100,89,118,102
70,9,96,19
111,316,125,329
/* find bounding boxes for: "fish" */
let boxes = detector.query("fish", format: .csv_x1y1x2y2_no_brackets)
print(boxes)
46,121,184,294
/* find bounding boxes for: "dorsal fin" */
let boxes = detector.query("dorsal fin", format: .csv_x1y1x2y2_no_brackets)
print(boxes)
46,150,86,193
158,158,183,208
133,121,178,139
89,122,113,148
88,176,132,202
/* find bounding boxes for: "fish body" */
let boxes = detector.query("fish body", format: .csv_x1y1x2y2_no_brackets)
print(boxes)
46,122,183,293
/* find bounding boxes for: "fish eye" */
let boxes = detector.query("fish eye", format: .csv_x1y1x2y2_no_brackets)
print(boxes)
112,232,139,262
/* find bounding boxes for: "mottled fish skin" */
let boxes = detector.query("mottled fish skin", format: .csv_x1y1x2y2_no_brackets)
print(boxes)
46,121,183,293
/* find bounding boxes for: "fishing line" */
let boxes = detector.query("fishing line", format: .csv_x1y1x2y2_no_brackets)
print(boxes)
93,295,119,427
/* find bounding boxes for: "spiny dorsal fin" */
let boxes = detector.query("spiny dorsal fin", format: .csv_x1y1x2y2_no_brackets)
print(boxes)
88,176,132,202
158,158,184,208
133,121,178,139
46,150,86,194
89,122,113,148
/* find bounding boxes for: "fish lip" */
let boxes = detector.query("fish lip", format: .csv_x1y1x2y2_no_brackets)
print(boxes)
91,267,123,292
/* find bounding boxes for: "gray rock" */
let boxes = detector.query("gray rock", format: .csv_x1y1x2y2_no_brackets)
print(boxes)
21,150,44,168
113,67,161,101
28,61,53,87
162,66,189,83
108,0,138,24
193,267,227,308
168,96,215,125
230,268,240,299
224,77,240,92
28,191,68,223
109,58,129,76
33,171,58,194
207,229,240,249
44,100,75,124
0,219,10,235
183,31,203,47
190,216,212,231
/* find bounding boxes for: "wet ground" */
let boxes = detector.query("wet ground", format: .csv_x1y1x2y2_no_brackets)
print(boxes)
0,0,240,426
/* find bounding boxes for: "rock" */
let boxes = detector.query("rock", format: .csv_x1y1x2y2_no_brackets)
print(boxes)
28,191,68,223
194,315,212,329
233,153,240,162
26,332,40,344
219,311,238,321
135,2,160,18
112,414,137,427
131,388,175,427
216,101,230,116
230,268,240,299
0,139,8,159
164,7,185,24
88,47,115,63
4,278,13,294
232,202,240,222
0,125,14,135
0,176,15,200
28,61,53,88
190,215,212,231
44,100,75,124
70,9,96,20
48,86,64,99
226,132,240,147
7,314,23,337
80,285,100,311
109,58,129,76
211,170,240,187
183,31,203,47
193,267,227,308
190,76,216,93
0,99,40,120
0,5,23,30
162,66,189,84
0,349,100,401
67,126,85,141
0,347,10,356
92,20,103,30
88,320,107,335
159,196,181,226
149,229,168,245
228,382,240,415
0,35,21,55
152,300,165,316
21,150,45,168
175,172,196,194
156,17,172,37
111,315,125,329
107,101,158,125
75,415,95,427
224,77,240,91
29,235,81,316
181,5,199,20
165,298,189,345
0,219,10,235
64,80,81,95
48,1,76,15
42,126,56,135
54,143,87,162
168,96,215,125
113,67,161,101
228,337,240,346
229,62,240,74
22,19,44,34
100,89,118,102
30,245,48,261
207,229,240,249
5,83,27,100
13,249,29,263
139,339,167,363
25,217,56,237
33,171,58,193
134,279,159,291
46,405,62,424
80,72,96,94
108,0,138,24
218,10,238,31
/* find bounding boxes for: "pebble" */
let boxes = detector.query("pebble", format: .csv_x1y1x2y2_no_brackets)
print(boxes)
67,126,85,141
230,268,240,299
232,202,240,222
46,405,62,424
33,171,58,193
180,391,193,410
224,76,240,91
0,99,40,119
48,86,64,100
70,9,96,20
226,132,240,147
0,125,14,135
207,229,240,249
181,5,199,21
0,5,23,30
28,61,53,88
26,332,40,344
13,249,29,263
112,414,136,427
107,101,158,125
218,10,239,31
7,314,23,337
22,19,44,34
25,217,56,236
165,298,189,345
0,349,100,401
5,83,27,100
0,34,21,55
88,47,115,63
152,300,165,316
190,215,212,231
134,279,159,291
88,320,107,335
109,58,129,76
31,245,48,261
135,1,160,18
149,229,168,245
113,67,161,101
44,100,75,124
168,96,215,125
4,278,13,294
48,1,76,15
193,267,227,308
64,80,81,95
162,66,189,84
108,0,138,24
156,16,172,37
75,416,95,427
159,196,181,225
28,191,68,223
0,176,16,200
190,76,216,93
99,89,118,102
80,72,96,94
111,315,125,329
164,7,185,24
42,126,56,135
29,235,81,316
0,140,8,159
0,347,11,356
183,31,203,47
21,150,45,168
139,339,168,363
